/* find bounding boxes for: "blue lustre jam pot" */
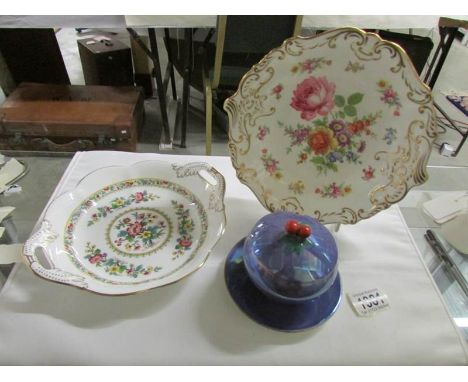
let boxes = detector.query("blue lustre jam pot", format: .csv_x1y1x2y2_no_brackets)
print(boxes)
243,212,338,304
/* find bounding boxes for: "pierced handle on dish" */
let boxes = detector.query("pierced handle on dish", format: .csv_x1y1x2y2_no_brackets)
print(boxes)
23,220,87,289
172,162,226,212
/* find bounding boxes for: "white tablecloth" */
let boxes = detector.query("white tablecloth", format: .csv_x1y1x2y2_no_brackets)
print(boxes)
0,151,467,365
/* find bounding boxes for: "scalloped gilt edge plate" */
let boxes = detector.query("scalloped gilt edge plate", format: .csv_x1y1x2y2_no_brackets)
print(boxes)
23,160,226,295
225,27,437,224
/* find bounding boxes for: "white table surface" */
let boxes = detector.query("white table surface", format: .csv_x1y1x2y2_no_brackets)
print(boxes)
0,151,467,365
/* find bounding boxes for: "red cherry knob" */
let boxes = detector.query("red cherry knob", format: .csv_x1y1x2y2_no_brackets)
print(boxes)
298,224,312,238
285,219,300,235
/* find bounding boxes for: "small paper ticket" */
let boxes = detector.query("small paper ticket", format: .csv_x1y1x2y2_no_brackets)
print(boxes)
347,288,390,317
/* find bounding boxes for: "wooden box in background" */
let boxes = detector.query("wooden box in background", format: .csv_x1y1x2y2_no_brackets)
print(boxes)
77,37,134,87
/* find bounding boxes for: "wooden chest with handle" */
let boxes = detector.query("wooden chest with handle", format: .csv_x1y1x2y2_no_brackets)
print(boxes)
0,82,144,152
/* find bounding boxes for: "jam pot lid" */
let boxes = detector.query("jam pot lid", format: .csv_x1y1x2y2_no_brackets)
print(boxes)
243,212,338,303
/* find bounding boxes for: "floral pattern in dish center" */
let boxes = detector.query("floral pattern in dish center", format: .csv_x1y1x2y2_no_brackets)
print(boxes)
107,208,172,257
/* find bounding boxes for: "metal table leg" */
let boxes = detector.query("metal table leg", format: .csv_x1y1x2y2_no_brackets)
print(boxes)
147,28,172,146
163,28,178,101
127,28,172,146
180,28,193,149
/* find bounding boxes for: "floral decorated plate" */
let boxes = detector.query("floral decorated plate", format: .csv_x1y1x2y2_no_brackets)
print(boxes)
225,28,436,224
23,160,226,295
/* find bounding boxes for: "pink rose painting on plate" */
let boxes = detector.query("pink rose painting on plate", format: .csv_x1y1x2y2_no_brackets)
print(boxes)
290,76,336,121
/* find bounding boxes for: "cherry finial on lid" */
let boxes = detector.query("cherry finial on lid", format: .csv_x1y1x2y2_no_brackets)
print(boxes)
298,224,312,238
285,219,300,235
284,219,312,239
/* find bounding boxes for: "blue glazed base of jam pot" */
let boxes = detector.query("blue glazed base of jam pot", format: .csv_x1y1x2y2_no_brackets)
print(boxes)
225,238,342,332
243,212,338,304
